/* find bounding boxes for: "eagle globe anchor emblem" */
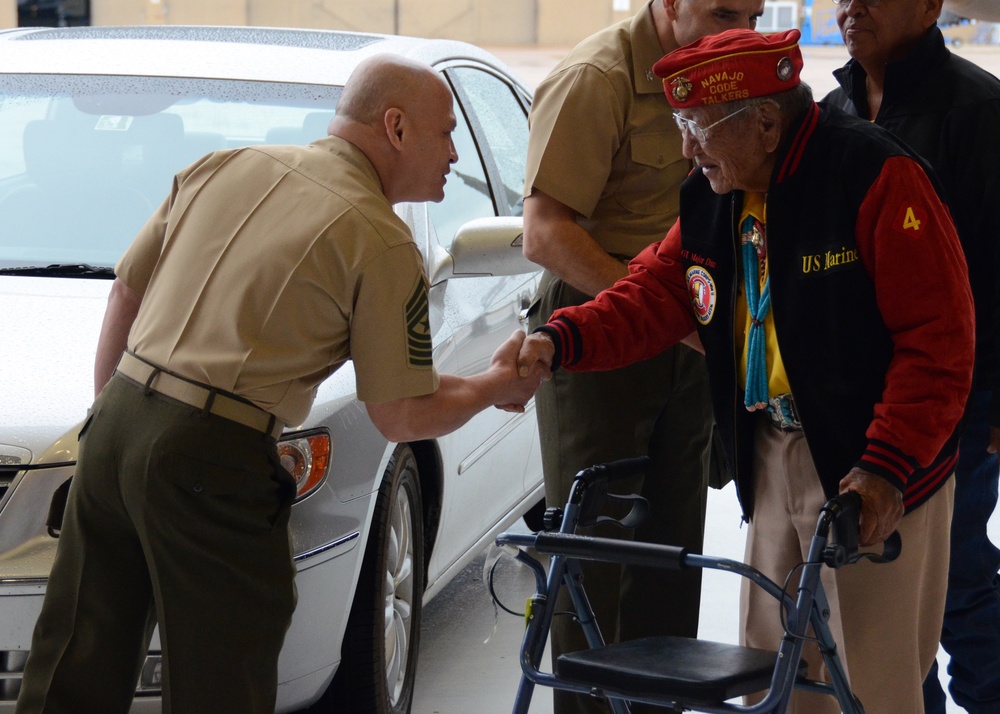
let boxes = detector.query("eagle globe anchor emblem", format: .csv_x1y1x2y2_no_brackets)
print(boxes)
671,76,693,103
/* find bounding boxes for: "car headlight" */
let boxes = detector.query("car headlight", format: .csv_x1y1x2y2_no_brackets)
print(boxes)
277,430,330,500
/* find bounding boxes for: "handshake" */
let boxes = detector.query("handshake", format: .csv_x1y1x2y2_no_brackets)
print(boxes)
490,330,557,413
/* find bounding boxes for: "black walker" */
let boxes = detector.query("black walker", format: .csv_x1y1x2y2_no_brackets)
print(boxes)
495,456,900,713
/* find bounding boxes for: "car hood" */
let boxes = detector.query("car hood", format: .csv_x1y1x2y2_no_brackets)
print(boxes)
0,276,110,461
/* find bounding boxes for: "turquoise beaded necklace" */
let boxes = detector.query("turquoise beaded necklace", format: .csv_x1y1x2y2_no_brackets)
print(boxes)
741,213,770,411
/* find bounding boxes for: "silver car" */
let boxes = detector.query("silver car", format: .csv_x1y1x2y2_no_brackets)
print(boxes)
0,25,542,713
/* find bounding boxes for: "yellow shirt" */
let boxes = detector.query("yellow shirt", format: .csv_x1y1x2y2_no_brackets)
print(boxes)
734,193,790,398
117,136,439,425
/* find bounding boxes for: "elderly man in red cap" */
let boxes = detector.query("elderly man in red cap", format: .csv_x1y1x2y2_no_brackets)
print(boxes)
517,28,974,713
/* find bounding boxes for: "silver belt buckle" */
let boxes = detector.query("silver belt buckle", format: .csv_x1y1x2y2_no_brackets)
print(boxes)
767,393,802,431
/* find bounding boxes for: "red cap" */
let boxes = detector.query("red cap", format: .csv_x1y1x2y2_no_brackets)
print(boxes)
653,29,803,108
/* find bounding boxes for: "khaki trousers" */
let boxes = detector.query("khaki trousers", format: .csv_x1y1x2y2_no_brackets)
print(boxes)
16,375,297,714
741,421,953,714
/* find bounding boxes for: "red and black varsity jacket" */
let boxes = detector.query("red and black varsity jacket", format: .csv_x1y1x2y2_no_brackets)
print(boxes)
538,102,974,518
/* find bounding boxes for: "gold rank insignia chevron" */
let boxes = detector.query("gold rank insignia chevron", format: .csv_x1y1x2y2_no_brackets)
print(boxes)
405,277,433,367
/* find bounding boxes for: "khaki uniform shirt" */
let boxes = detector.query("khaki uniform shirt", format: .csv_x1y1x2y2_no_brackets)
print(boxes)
117,136,439,425
524,1,689,257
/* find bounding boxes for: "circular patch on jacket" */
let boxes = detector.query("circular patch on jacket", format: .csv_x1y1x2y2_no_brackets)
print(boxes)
687,266,716,325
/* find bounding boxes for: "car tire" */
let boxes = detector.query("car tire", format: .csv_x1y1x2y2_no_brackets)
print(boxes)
313,445,425,714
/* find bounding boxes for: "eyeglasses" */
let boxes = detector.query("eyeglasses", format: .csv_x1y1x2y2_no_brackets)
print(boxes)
672,105,751,143
831,0,883,7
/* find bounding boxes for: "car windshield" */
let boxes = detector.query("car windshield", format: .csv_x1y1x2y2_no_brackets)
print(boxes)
0,74,341,271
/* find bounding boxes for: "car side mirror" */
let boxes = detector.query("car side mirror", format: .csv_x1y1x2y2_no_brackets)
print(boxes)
430,217,539,284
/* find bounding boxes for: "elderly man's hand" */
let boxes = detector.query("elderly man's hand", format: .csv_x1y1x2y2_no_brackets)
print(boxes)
517,331,556,379
839,467,904,546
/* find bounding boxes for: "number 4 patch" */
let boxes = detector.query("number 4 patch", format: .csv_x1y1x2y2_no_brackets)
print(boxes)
893,204,929,237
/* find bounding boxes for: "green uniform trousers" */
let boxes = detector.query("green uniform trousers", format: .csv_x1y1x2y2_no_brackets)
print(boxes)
530,272,714,714
15,374,297,714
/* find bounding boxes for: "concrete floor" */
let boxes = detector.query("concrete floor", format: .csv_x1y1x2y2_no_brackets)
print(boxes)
413,524,549,714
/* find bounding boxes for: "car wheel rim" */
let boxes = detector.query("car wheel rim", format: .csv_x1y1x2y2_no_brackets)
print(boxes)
384,480,414,705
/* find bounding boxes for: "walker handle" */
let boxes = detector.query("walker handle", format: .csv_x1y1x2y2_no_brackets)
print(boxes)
820,492,901,567
575,456,651,487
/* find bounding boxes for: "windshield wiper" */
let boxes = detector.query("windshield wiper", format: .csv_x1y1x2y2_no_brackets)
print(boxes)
0,264,116,278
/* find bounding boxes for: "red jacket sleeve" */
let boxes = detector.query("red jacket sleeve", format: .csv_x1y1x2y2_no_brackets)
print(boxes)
540,220,697,372
854,155,975,483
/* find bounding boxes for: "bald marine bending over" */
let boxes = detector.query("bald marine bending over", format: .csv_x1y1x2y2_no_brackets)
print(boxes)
15,54,542,714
